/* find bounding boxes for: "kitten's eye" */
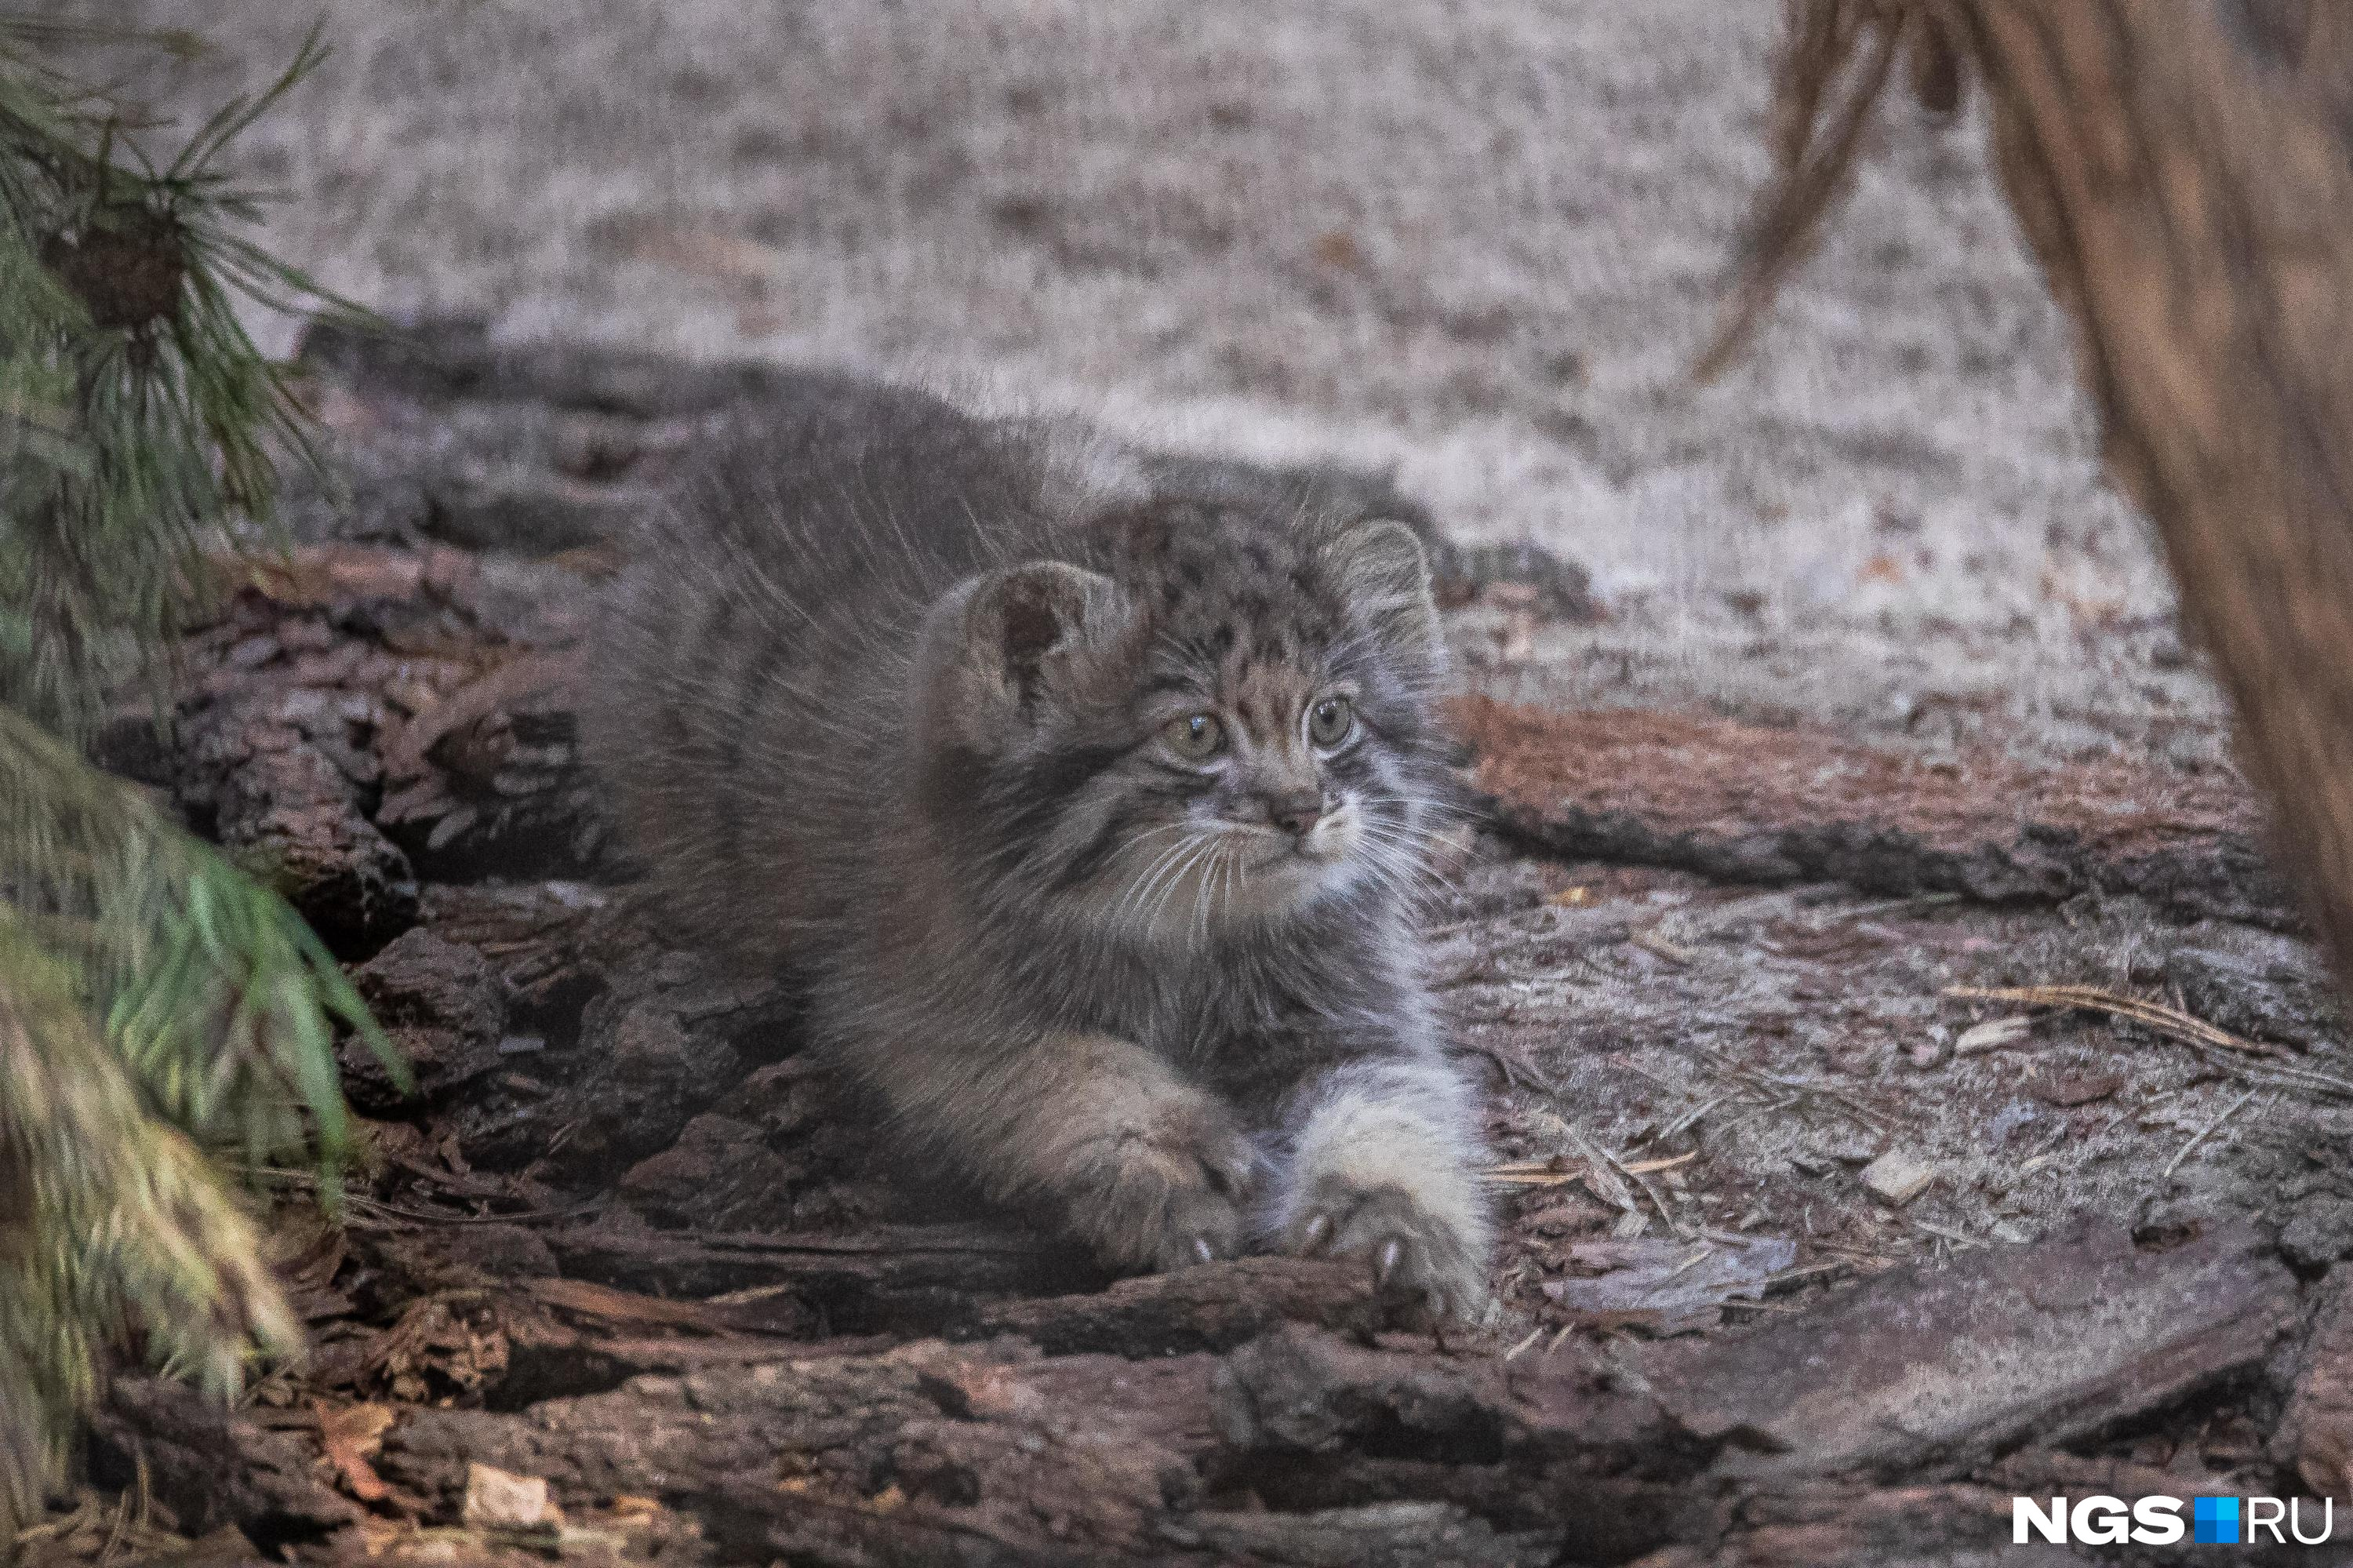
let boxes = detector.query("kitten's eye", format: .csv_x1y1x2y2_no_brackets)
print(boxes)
1307,696,1356,748
1162,711,1226,762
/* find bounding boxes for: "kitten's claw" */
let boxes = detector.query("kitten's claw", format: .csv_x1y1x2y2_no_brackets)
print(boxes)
1281,1177,1488,1322
1060,1088,1257,1276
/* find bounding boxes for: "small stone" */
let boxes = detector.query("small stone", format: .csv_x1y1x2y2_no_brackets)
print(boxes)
462,1462,562,1530
1860,1150,1937,1207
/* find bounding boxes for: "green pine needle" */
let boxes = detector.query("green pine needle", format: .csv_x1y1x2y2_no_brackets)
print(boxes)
0,16,400,1533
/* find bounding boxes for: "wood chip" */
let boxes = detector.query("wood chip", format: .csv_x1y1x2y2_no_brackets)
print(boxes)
315,1402,395,1504
1859,1150,1937,1206
1631,928,1698,966
1636,1221,2299,1477
1955,1015,2034,1056
1544,1235,1799,1333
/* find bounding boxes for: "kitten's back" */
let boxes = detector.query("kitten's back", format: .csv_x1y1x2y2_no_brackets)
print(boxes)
591,378,1450,973
590,380,1056,969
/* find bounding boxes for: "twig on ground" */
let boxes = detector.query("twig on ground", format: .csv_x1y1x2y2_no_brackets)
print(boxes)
1945,983,2353,1105
1941,984,2277,1058
2164,1086,2264,1180
2242,1059,2353,1102
1821,890,1962,922
1483,1151,1693,1189
1610,1147,1688,1239
1630,928,1697,966
1659,1093,1733,1141
1704,1046,1891,1135
235,1164,600,1228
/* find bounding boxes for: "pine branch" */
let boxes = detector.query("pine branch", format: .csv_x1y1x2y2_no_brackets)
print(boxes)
0,708,401,1161
0,14,371,740
0,921,304,1537
0,16,400,1529
0,710,403,1537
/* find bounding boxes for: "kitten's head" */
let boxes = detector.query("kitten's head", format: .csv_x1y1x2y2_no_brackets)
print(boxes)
913,504,1448,945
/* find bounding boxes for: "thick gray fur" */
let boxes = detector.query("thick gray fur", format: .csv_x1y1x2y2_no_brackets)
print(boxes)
587,380,1491,1315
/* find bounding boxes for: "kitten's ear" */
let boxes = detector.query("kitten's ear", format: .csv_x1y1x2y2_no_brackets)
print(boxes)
915,561,1123,750
1330,518,1442,662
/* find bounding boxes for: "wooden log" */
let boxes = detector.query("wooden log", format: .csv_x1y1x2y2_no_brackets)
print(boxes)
1627,1219,2299,1480
1454,693,2289,923
351,1223,2297,1565
2271,1271,2353,1500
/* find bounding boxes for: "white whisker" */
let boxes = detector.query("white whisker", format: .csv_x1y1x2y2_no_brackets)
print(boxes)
1106,824,1200,932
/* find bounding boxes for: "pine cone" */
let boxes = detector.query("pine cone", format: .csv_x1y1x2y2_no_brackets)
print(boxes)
41,205,186,331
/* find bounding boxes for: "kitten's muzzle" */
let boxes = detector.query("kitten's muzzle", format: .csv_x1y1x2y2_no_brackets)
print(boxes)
1270,792,1325,839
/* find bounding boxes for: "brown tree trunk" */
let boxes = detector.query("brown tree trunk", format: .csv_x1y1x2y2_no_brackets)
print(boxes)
1724,2,2353,985
1966,2,2353,980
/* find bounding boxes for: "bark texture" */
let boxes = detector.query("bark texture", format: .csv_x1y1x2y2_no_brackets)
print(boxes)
1973,2,2353,991
1728,1,2353,988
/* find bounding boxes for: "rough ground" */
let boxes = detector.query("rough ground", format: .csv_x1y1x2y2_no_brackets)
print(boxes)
22,333,2353,1568
16,5,2344,1565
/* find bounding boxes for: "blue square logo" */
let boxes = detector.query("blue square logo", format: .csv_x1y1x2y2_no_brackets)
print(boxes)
2194,1497,2240,1544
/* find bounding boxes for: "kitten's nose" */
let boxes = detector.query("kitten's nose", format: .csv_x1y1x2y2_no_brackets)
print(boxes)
1271,794,1324,838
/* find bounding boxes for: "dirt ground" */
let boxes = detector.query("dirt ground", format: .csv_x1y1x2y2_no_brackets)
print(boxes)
18,5,2353,1567
8,322,2339,1568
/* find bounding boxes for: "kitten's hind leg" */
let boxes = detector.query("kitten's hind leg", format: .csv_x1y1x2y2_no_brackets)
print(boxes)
865,1030,1257,1275
1270,1057,1493,1320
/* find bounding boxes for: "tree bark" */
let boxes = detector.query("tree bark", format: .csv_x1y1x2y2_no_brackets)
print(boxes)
1726,2,2353,987
1957,2,2353,978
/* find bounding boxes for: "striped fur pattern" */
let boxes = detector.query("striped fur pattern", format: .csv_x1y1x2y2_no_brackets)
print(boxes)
588,382,1491,1315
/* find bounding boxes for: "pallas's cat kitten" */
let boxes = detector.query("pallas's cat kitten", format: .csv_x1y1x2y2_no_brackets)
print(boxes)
590,381,1490,1315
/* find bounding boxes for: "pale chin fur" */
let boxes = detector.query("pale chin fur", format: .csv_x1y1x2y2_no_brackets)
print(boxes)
1085,797,1388,947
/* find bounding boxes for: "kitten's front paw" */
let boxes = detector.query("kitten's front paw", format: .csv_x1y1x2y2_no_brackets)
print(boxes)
1283,1174,1489,1321
1062,1093,1257,1275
